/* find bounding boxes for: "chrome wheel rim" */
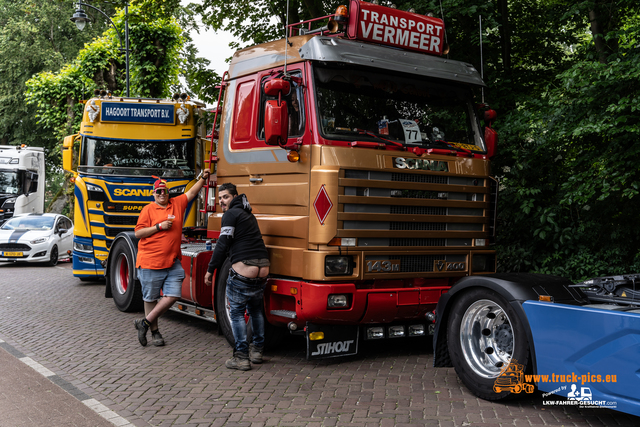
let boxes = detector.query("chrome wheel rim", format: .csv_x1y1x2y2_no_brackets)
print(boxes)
459,299,514,379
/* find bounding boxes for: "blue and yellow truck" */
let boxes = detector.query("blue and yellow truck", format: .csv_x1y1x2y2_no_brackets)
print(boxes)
62,93,211,280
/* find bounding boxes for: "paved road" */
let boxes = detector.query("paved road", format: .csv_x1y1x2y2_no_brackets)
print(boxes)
0,261,638,427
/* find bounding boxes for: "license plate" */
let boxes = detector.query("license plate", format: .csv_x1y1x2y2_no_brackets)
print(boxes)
2,252,23,257
306,323,359,360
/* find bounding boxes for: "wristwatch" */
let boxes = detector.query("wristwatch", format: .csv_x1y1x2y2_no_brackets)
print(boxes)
156,223,161,231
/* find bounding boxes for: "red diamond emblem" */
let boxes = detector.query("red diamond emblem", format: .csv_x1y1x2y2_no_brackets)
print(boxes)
314,185,333,225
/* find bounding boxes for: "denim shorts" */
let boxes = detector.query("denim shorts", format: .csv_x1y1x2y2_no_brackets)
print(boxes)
137,259,184,302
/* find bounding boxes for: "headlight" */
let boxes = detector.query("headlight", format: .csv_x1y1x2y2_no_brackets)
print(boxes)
74,241,93,253
325,255,353,276
169,186,185,195
327,294,350,309
86,183,103,192
30,237,48,244
2,197,16,207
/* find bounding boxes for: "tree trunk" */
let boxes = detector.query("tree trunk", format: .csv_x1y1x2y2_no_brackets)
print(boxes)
498,0,511,73
589,8,608,64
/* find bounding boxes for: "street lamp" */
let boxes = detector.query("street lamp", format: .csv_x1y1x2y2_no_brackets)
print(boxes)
70,1,130,97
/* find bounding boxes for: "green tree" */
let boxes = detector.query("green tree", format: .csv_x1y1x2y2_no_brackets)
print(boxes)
0,0,111,147
495,3,640,280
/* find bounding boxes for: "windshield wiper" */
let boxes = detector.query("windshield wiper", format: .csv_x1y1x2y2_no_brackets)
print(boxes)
354,129,406,150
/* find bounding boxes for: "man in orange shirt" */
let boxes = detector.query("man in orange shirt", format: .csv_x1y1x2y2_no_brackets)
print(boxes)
133,169,210,347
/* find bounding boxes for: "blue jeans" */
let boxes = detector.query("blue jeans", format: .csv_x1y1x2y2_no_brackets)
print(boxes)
226,274,266,354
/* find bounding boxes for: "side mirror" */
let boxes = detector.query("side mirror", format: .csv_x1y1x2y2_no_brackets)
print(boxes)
265,101,289,146
62,135,78,176
483,109,497,158
263,79,291,146
58,228,68,236
484,127,498,159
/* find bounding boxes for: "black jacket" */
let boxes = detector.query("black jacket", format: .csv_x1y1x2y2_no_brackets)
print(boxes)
207,194,268,273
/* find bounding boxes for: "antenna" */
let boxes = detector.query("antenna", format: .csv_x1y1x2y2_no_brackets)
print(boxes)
479,15,485,104
284,0,290,76
439,0,448,57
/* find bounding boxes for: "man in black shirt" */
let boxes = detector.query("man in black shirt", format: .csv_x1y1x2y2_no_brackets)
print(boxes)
204,183,270,370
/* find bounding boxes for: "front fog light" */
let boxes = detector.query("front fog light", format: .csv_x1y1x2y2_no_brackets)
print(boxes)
327,294,350,308
367,327,384,339
408,324,426,336
388,325,405,338
325,255,353,276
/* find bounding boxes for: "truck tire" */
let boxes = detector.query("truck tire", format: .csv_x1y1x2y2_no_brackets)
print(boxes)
109,239,143,312
446,288,531,401
214,259,286,350
215,259,244,348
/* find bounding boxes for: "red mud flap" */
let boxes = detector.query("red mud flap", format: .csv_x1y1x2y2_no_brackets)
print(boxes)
306,323,359,360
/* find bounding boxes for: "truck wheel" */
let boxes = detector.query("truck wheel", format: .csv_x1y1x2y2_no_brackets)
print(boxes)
48,245,59,266
446,288,531,401
215,259,246,348
214,260,286,351
109,239,143,312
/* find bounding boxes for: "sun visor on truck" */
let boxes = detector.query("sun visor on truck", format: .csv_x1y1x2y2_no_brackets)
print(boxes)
298,37,486,87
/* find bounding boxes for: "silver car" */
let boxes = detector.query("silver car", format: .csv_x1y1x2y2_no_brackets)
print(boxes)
0,213,73,266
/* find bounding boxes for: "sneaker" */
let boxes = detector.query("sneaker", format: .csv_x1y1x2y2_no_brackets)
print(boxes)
225,352,251,371
249,344,263,364
134,319,148,347
151,330,165,347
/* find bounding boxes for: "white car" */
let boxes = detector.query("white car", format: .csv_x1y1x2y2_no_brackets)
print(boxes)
0,213,73,266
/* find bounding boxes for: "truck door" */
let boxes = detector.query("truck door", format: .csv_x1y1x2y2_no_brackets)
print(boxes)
217,65,311,274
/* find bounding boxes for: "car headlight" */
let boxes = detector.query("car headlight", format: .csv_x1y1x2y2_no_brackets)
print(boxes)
325,255,353,276
30,237,48,244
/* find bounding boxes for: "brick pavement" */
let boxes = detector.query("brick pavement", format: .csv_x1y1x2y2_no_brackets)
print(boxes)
0,261,638,426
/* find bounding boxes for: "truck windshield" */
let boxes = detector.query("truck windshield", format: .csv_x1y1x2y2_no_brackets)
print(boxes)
313,65,485,151
0,171,21,194
78,137,196,178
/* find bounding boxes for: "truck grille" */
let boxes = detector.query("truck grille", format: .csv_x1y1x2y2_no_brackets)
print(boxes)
339,169,489,249
104,215,138,225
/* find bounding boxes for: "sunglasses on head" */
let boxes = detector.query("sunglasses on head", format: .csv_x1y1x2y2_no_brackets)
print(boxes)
155,189,167,195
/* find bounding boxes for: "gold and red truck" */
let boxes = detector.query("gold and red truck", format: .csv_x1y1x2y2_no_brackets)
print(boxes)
103,0,498,359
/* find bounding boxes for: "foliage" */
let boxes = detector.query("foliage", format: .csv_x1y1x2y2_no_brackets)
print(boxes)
25,3,184,146
495,6,640,281
193,0,343,49
0,0,110,148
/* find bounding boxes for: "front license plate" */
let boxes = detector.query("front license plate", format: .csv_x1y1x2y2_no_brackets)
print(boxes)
306,323,359,360
2,252,23,257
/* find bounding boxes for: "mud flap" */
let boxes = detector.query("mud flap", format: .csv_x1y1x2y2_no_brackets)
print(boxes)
306,323,359,360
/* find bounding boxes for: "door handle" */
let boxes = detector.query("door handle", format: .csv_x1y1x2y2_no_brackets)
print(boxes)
249,177,263,183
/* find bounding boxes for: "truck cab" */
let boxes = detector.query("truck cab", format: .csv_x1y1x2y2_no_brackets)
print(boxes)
0,145,45,225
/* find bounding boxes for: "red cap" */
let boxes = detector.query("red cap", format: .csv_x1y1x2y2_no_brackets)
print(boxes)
152,176,167,191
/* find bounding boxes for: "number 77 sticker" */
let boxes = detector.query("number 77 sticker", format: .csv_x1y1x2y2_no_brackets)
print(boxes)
400,119,422,143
